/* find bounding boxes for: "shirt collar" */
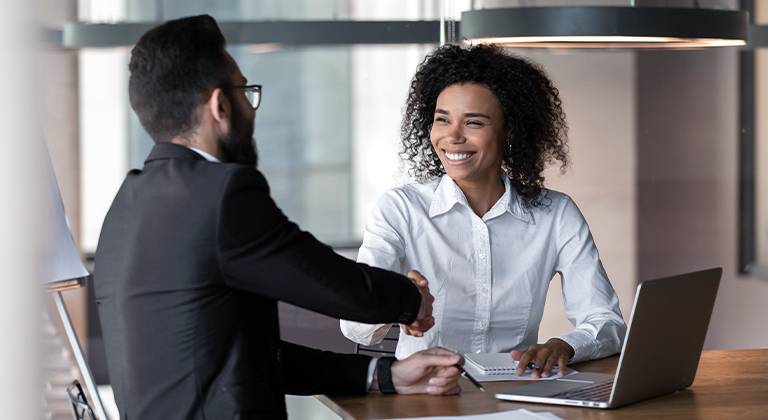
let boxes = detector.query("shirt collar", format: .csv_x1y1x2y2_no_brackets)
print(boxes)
428,171,534,224
187,146,221,163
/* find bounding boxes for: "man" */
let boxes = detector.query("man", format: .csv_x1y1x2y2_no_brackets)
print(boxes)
94,15,462,420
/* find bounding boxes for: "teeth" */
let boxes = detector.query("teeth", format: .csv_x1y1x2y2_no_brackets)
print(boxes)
446,152,472,161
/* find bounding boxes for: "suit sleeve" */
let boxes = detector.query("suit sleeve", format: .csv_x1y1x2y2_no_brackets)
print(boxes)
279,341,372,395
215,166,421,325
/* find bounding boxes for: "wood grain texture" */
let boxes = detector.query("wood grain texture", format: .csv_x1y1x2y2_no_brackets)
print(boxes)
317,349,768,419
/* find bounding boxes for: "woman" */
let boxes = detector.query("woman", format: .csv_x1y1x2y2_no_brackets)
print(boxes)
341,44,626,377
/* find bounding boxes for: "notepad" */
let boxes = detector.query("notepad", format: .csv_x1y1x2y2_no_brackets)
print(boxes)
463,353,577,382
465,353,524,375
465,353,565,375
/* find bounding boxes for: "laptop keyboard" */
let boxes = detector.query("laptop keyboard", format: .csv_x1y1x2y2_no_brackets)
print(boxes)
551,381,613,402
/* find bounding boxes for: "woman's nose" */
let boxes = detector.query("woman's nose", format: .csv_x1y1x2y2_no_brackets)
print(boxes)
446,124,464,144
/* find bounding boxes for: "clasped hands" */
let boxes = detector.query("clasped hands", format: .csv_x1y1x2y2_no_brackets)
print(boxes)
400,270,435,337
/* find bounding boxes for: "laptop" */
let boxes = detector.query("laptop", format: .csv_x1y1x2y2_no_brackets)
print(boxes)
495,267,722,409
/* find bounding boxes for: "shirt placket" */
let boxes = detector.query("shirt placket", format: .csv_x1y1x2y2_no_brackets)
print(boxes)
471,219,492,353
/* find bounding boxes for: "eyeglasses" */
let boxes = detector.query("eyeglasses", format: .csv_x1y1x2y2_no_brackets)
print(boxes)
232,84,262,110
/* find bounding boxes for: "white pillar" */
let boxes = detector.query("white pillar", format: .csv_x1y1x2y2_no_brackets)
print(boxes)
0,0,44,417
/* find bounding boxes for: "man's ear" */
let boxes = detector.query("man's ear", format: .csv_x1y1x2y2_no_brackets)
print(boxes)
208,87,231,129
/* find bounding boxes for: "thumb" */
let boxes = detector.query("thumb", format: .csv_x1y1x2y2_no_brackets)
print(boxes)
510,350,524,361
408,270,429,287
416,350,462,367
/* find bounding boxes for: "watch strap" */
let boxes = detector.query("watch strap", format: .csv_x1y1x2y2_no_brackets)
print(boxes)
376,357,397,394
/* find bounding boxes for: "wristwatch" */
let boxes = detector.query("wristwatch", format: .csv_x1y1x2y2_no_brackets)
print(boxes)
376,357,397,394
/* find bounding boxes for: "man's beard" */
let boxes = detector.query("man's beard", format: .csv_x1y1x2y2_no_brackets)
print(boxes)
221,103,258,168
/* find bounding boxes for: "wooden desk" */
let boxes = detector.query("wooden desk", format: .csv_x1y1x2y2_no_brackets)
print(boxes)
318,349,768,419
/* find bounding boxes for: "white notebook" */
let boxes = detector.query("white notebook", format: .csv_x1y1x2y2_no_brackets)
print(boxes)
463,353,577,382
465,353,523,375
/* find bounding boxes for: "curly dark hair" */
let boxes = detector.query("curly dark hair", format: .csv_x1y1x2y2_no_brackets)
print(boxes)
400,44,569,209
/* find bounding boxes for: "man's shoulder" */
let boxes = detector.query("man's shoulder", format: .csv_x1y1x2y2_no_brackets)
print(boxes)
139,154,269,192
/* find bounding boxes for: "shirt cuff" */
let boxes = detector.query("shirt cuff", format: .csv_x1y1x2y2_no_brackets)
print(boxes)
366,357,379,391
554,329,597,364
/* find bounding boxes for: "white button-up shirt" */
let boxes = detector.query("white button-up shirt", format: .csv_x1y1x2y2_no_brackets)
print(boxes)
341,174,626,363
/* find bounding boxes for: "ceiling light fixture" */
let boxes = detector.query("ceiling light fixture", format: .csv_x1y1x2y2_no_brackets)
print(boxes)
460,6,748,49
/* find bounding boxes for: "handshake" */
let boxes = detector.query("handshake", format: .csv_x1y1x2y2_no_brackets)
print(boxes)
402,270,436,337
374,270,463,397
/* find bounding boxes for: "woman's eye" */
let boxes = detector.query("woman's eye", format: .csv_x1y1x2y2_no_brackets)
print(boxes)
467,120,483,126
435,117,448,123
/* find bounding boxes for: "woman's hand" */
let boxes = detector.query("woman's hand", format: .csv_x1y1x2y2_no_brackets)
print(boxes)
402,270,435,337
510,338,574,379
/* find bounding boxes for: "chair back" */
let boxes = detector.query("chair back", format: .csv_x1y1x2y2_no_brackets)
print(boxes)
354,325,400,357
67,380,97,420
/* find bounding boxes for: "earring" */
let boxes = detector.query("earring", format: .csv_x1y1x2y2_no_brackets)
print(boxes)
506,142,513,155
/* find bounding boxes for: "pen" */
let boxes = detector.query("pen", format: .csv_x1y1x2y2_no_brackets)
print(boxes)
454,364,485,392
514,360,539,371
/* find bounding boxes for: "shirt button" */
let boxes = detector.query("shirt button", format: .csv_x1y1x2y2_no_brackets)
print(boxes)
480,287,488,294
476,350,482,354
479,253,486,259
475,224,483,230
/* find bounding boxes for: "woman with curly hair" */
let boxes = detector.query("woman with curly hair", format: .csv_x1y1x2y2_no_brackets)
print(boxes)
341,44,626,378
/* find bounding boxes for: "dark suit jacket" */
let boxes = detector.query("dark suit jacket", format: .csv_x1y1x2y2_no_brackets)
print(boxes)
94,143,420,420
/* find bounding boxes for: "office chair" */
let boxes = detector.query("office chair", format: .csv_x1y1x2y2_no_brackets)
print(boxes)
354,324,400,357
67,380,97,420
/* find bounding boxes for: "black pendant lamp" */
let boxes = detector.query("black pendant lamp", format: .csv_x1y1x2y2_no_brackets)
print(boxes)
460,6,748,49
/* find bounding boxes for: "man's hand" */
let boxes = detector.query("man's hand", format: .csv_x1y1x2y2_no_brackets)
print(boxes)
401,270,434,337
510,338,574,379
388,347,463,395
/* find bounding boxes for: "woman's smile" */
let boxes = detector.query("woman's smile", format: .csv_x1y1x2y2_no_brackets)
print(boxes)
444,150,476,163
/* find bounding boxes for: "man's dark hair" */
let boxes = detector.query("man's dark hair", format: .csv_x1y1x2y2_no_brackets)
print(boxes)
401,44,569,209
128,15,232,143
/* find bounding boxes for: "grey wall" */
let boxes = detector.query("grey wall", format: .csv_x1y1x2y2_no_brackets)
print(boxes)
637,48,768,350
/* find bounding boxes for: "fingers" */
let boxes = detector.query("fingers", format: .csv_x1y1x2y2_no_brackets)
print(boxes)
515,348,534,376
426,375,462,396
540,354,558,378
528,347,555,379
423,346,466,364
426,364,462,394
415,287,434,322
515,341,572,378
390,348,464,396
414,350,463,368
544,338,573,377
514,345,548,378
402,316,435,337
407,269,429,287
408,270,434,323
557,354,569,377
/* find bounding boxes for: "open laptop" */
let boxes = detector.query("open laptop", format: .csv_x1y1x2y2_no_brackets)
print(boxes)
495,267,722,409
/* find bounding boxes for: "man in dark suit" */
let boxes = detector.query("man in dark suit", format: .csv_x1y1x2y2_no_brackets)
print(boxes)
94,15,463,420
